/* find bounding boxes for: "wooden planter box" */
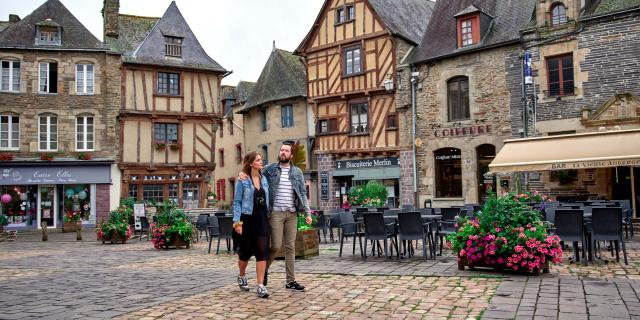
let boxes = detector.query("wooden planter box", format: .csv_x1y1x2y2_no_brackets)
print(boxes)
101,230,128,244
63,221,78,233
275,229,319,259
163,235,190,249
458,257,550,275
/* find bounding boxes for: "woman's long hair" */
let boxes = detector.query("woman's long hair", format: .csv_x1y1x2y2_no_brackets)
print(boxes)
242,151,261,175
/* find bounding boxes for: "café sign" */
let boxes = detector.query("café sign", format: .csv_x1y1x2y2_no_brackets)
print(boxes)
550,158,640,170
0,166,111,185
336,157,399,170
434,124,492,138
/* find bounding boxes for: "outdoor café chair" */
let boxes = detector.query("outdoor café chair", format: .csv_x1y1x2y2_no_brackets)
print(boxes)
207,216,220,254
195,213,210,242
437,207,461,255
614,200,634,238
398,211,433,259
554,209,586,262
138,216,150,241
316,211,330,244
591,207,627,264
338,211,364,257
362,212,398,260
215,216,234,255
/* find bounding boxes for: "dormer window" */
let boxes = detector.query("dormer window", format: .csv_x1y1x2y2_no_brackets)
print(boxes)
550,3,568,26
336,4,355,24
457,15,479,47
164,36,183,58
35,20,61,46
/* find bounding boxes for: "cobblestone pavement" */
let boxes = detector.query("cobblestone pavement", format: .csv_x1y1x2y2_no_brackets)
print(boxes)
0,230,639,319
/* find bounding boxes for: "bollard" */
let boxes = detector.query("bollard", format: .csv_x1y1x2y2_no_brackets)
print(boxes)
76,220,82,241
41,221,48,241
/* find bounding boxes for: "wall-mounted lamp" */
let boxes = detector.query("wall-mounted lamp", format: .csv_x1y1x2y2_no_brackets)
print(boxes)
430,124,441,129
383,78,394,92
452,122,462,127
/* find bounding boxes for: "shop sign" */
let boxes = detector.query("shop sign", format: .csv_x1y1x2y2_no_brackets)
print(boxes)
336,157,399,170
0,166,111,185
134,204,145,231
433,125,492,138
320,171,329,200
435,154,462,161
550,158,640,170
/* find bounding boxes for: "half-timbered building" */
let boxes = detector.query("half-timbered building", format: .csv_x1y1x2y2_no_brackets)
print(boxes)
295,0,434,210
104,0,227,208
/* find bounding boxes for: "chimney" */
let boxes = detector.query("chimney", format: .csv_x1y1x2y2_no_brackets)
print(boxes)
103,0,120,39
9,14,20,23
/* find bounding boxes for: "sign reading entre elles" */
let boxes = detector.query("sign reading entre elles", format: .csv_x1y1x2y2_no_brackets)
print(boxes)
0,166,111,185
336,157,399,170
550,158,640,170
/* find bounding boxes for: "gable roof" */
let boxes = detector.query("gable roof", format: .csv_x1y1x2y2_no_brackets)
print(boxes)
411,0,537,64
583,0,640,16
0,0,106,50
239,49,306,113
119,2,226,73
235,81,256,105
296,0,435,53
368,0,435,44
105,14,159,56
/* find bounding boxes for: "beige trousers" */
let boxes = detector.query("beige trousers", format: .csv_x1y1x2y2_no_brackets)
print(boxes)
267,210,298,283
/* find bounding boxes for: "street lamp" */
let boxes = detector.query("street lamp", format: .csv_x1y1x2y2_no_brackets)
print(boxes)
383,78,394,92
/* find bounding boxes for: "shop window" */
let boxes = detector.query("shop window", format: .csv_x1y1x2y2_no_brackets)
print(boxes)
476,144,496,202
157,72,180,95
75,64,94,95
38,114,57,151
63,185,92,223
0,186,37,226
435,148,463,198
168,183,179,204
0,114,19,150
182,183,199,209
550,3,568,26
447,76,470,121
281,104,294,128
154,123,178,144
39,62,58,94
350,103,368,133
546,54,574,97
1,60,20,92
128,184,139,200
143,184,164,203
343,46,362,76
76,115,94,151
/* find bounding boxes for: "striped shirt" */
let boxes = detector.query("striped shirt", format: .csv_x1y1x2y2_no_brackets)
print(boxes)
273,165,296,212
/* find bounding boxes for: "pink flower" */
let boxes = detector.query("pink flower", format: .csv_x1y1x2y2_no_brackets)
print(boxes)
519,233,526,239
529,227,537,232
495,227,501,233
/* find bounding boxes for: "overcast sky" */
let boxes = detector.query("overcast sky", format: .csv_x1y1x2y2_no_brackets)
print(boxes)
0,0,324,85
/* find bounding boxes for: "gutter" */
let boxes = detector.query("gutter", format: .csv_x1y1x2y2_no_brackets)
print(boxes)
0,46,110,52
411,39,520,65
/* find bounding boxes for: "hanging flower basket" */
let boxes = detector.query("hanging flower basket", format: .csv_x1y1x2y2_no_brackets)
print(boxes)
169,143,182,151
0,153,14,161
39,153,55,161
77,152,92,160
154,142,167,151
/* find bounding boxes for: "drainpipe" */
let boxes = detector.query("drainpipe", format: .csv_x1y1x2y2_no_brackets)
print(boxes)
411,66,419,208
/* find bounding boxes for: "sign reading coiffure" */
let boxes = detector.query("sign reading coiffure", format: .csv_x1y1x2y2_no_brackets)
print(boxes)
434,124,492,138
0,166,111,185
336,157,399,170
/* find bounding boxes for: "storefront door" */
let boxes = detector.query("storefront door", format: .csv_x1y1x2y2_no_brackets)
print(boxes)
37,185,57,229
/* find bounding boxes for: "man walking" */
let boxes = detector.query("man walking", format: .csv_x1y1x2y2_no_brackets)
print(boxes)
240,141,312,291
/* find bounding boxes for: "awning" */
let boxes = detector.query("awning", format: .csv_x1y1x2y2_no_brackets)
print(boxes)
489,129,640,172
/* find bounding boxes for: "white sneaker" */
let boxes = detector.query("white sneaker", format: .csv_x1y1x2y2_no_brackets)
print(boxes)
257,284,269,298
237,276,249,291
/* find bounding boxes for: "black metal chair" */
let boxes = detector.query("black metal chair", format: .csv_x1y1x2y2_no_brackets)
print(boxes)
316,211,330,243
437,207,460,255
362,212,398,260
195,213,210,242
338,212,364,257
207,216,220,254
554,209,586,262
397,211,433,259
402,204,415,210
138,216,150,241
215,216,234,255
328,212,341,242
591,207,627,264
613,200,634,239
376,207,389,213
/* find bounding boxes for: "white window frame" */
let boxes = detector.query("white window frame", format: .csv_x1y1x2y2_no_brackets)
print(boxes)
38,115,58,151
0,114,20,150
1,60,20,92
38,62,57,94
76,115,94,151
75,64,94,95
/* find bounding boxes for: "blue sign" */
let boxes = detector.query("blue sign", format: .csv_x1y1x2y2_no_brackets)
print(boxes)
524,52,533,84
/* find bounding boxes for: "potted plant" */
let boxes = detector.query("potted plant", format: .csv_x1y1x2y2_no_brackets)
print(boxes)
39,152,55,161
0,214,8,233
207,191,216,200
169,143,182,151
449,192,563,274
97,206,133,244
77,152,92,160
0,153,14,161
150,207,193,249
154,142,167,151
275,213,319,259
347,181,388,208
62,210,81,233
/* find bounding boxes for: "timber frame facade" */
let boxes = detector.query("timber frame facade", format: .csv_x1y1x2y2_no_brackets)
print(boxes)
296,0,434,210
104,0,227,208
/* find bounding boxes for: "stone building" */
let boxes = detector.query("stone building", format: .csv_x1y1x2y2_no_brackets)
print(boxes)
214,81,254,207
296,0,435,211
104,0,228,208
235,47,318,208
0,0,121,230
500,0,640,206
406,0,537,207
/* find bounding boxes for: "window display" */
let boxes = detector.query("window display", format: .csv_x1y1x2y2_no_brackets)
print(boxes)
0,186,37,226
63,185,92,224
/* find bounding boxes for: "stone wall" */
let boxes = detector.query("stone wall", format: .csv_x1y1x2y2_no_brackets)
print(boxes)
96,184,111,221
317,154,339,212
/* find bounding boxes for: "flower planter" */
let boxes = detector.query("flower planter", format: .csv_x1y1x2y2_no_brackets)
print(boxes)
163,235,190,249
62,221,78,233
101,230,128,244
275,229,319,259
457,257,550,275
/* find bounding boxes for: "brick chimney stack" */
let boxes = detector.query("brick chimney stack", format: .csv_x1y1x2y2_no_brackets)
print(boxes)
9,14,20,23
103,0,120,40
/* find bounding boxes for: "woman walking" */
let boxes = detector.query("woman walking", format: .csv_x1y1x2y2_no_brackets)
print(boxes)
232,151,271,298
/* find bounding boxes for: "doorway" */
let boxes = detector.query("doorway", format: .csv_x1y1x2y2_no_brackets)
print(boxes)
476,144,496,203
611,167,640,217
37,185,57,229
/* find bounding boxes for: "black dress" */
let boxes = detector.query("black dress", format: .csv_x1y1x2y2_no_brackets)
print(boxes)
236,183,270,262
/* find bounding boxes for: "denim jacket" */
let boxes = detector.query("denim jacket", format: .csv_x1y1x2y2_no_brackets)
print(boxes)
263,163,311,217
232,175,270,223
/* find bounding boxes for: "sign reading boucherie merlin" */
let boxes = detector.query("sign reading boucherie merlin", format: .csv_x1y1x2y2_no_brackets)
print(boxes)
336,157,399,170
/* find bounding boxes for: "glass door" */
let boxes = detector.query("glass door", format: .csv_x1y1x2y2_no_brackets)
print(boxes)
37,185,57,229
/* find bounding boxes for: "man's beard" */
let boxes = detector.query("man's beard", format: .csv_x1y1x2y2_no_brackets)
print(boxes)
279,155,291,164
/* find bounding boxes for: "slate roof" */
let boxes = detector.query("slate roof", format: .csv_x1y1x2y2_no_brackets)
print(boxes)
221,85,236,101
116,1,226,73
105,14,159,56
0,0,106,50
368,0,435,44
235,81,255,104
411,0,537,64
0,21,12,33
585,0,640,15
239,49,306,113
